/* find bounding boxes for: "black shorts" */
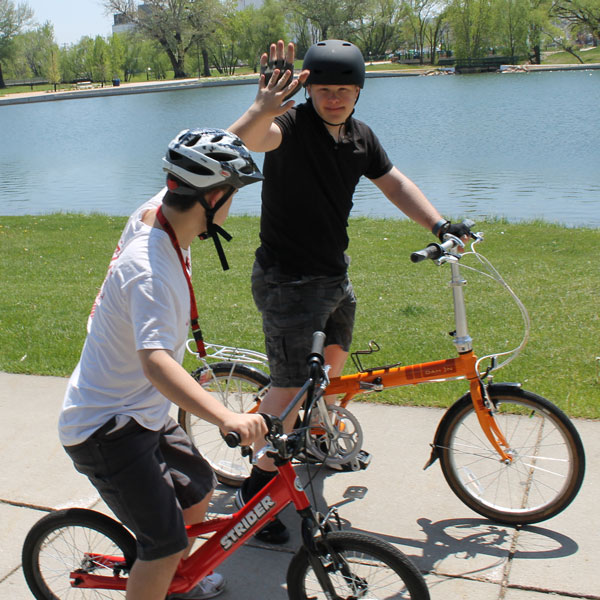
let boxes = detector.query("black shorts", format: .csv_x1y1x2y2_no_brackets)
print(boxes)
252,260,356,387
64,416,216,561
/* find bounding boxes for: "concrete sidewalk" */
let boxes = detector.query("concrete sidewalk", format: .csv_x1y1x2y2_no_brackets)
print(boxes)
1,372,598,599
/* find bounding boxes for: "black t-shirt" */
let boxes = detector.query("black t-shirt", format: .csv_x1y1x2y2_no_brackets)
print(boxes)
257,100,393,276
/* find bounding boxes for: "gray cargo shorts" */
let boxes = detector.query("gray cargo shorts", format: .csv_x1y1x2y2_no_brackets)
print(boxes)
251,260,356,387
64,416,216,561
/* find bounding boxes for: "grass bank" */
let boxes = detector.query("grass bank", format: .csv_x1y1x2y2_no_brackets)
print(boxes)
0,215,598,418
543,46,600,64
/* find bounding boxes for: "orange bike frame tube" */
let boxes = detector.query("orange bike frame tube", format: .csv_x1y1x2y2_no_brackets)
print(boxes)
326,350,512,462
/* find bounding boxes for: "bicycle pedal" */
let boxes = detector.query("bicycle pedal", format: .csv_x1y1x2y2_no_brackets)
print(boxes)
339,450,372,472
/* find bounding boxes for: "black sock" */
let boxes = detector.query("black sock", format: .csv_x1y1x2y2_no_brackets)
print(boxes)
241,465,277,502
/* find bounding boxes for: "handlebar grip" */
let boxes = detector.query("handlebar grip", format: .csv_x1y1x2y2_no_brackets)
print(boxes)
261,413,273,431
223,413,275,449
310,331,326,359
411,243,442,263
223,431,241,448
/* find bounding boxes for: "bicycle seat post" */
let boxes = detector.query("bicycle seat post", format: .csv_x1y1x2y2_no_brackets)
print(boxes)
449,260,473,353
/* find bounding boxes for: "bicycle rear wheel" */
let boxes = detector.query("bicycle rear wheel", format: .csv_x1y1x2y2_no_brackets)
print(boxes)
438,385,585,525
179,362,270,487
286,531,429,600
22,508,136,599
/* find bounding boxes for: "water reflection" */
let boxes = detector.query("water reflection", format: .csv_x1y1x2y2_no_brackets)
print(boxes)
1,70,599,226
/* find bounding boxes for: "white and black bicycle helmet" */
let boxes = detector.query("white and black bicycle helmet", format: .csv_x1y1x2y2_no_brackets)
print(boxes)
162,128,263,193
162,128,263,270
303,40,366,89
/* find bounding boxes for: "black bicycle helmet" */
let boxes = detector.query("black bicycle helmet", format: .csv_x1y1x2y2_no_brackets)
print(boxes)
162,128,263,271
303,40,365,89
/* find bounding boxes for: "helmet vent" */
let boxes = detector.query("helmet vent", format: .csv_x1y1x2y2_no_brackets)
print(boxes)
181,133,201,147
206,152,236,162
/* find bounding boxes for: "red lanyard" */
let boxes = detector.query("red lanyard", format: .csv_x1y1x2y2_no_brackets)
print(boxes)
156,205,206,357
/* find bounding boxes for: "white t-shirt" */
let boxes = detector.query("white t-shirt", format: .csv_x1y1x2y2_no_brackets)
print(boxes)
59,191,192,446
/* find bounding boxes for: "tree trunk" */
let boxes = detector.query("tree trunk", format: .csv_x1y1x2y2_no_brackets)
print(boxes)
160,40,188,78
202,48,211,77
564,47,584,63
0,63,6,89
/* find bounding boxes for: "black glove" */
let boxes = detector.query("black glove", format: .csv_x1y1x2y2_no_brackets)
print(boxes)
260,58,300,101
433,220,473,242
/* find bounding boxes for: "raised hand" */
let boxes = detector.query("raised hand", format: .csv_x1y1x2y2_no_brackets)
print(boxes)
258,40,309,106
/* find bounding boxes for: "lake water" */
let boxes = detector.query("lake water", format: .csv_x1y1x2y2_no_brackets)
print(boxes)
1,70,599,227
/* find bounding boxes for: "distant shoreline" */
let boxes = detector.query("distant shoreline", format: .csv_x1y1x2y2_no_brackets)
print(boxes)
1,62,599,107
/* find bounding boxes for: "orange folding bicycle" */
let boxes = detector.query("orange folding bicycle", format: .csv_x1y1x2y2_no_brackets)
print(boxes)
181,226,585,526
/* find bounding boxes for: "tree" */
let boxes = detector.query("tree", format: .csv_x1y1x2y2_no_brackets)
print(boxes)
59,41,87,82
236,0,288,73
447,0,495,59
108,32,125,80
543,20,586,61
112,31,144,81
402,0,447,64
288,0,369,42
209,1,244,75
46,44,60,90
103,0,225,78
0,0,33,87
424,7,450,63
16,21,54,78
92,35,111,85
353,0,404,59
551,0,600,38
493,0,530,58
528,0,552,63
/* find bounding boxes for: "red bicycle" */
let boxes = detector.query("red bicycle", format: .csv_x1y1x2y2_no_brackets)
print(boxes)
22,334,430,600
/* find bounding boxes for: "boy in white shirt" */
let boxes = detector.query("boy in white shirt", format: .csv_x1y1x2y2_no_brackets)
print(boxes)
59,129,267,600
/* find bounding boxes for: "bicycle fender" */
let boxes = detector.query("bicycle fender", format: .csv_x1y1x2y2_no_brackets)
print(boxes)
423,382,522,470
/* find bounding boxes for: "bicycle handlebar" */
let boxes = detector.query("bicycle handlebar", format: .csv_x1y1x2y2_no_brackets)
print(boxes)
222,331,327,452
410,219,476,263
410,238,456,263
308,331,326,364
222,413,274,450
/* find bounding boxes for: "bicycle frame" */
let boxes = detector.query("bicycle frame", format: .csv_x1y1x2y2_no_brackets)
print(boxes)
69,460,312,593
326,255,513,464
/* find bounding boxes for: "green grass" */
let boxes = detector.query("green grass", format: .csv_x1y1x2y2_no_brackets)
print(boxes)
1,215,598,418
543,46,600,64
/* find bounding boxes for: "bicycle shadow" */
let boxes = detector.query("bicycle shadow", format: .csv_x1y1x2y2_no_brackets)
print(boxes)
289,463,579,575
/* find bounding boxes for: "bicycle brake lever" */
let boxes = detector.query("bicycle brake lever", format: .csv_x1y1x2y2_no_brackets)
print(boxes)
252,444,274,463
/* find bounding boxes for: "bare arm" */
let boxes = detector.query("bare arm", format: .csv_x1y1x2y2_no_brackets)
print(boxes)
372,166,443,232
138,349,266,445
228,40,309,152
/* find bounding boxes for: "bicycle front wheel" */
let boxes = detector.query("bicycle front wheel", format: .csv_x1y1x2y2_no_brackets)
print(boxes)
179,361,270,487
22,508,136,599
438,385,585,525
286,531,429,600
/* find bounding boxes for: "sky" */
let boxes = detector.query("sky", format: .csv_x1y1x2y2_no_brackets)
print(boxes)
25,0,115,46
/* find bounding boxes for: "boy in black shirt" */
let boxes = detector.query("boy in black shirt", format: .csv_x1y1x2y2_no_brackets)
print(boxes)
229,39,468,543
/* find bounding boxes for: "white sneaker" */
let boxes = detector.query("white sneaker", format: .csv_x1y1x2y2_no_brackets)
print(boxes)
167,573,225,599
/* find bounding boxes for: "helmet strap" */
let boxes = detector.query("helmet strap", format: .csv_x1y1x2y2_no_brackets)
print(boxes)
198,187,235,271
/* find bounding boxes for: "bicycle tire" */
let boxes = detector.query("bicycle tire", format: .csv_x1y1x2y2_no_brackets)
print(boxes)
179,361,270,487
286,530,429,600
22,508,136,600
437,385,585,525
